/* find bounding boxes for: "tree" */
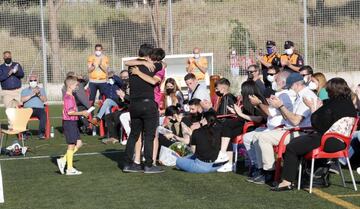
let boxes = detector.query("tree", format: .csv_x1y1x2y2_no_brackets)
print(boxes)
48,0,64,82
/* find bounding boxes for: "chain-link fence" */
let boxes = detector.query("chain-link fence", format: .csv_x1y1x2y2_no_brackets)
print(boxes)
0,0,359,101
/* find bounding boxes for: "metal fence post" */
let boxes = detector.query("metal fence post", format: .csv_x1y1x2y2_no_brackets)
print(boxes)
303,0,308,65
40,0,48,89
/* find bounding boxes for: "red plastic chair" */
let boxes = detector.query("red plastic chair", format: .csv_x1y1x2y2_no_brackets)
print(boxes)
297,117,359,193
274,126,313,182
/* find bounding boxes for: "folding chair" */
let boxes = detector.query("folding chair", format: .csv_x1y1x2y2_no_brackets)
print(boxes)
298,117,359,193
0,108,33,156
25,104,51,139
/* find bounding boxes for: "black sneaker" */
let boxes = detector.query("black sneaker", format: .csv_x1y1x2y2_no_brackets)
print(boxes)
38,133,46,139
329,162,340,175
123,163,144,173
144,165,164,174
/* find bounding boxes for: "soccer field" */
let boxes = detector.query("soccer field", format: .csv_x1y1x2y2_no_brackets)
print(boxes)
0,106,359,209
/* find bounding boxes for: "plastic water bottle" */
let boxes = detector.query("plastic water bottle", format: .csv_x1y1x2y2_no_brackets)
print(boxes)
50,126,55,138
92,126,97,136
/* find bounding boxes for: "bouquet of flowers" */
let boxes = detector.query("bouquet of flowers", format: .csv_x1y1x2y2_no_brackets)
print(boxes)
169,142,192,157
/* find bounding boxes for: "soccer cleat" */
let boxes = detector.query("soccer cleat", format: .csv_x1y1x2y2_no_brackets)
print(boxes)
56,158,66,175
214,151,229,163
66,168,82,176
217,162,233,173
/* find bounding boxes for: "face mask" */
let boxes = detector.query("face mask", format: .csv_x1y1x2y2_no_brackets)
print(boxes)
247,72,254,80
95,50,102,56
194,54,200,59
271,82,278,91
4,58,12,65
303,76,310,84
29,81,37,88
190,112,202,123
285,48,293,55
308,81,318,90
108,78,115,85
122,78,129,84
215,90,223,97
166,88,174,95
169,118,178,124
267,75,275,83
266,48,273,55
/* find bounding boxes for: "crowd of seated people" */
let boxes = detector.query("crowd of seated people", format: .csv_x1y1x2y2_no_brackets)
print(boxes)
3,40,360,191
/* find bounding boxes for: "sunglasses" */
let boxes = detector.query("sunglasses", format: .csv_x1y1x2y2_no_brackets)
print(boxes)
267,73,276,76
300,74,310,77
29,80,37,82
248,71,257,74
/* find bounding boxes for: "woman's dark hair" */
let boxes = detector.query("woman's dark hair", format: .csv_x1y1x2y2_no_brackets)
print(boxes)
138,43,154,57
165,105,180,117
326,77,352,100
241,80,267,115
150,48,166,61
202,110,218,148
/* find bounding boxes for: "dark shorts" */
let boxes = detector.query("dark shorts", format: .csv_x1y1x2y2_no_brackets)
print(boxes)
63,120,80,144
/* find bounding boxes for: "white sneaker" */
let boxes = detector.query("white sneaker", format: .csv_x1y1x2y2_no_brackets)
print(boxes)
214,151,229,163
66,168,82,176
57,158,66,175
357,167,360,175
121,140,127,145
217,162,233,173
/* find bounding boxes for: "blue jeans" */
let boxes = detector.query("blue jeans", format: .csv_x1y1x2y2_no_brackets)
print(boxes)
340,130,360,165
176,155,221,173
96,98,117,119
88,82,107,103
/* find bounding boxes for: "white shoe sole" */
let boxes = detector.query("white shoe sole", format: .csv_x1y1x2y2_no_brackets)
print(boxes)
66,171,82,176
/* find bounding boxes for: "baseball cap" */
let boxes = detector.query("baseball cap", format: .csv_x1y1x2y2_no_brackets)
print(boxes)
285,73,303,89
266,40,276,48
284,41,294,49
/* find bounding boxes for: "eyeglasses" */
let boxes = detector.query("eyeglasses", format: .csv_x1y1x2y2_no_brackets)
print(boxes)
267,73,276,76
300,74,310,77
248,71,257,74
29,80,37,82
108,77,113,79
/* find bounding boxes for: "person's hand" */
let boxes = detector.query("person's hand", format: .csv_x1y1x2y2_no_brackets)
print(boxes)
269,95,283,108
164,133,174,140
130,66,140,75
116,89,125,99
82,111,90,118
249,95,262,106
200,100,212,110
227,104,242,115
227,106,235,114
303,97,314,109
142,61,155,72
33,88,40,95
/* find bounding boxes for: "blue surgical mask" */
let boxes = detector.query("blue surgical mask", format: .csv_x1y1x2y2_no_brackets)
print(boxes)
266,48,274,55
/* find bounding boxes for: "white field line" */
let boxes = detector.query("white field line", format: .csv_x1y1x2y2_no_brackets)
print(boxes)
0,150,122,161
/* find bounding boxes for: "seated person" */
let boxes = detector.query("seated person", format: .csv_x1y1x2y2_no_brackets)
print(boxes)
61,72,91,134
216,80,267,172
90,71,123,126
20,74,47,139
249,73,318,185
245,71,293,177
163,78,184,111
273,78,357,191
214,78,237,115
263,65,280,98
176,110,231,173
153,106,192,160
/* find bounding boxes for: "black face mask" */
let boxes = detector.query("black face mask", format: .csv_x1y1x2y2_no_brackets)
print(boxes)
190,112,202,123
169,118,178,124
122,79,129,84
247,72,254,80
4,58,12,65
166,88,174,95
215,91,223,97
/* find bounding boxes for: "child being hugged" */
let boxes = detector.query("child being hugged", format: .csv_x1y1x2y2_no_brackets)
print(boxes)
57,76,89,175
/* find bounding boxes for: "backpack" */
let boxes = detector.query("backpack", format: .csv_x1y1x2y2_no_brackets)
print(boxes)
301,160,331,188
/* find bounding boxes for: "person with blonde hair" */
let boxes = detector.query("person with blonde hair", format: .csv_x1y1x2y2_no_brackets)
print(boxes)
308,72,329,100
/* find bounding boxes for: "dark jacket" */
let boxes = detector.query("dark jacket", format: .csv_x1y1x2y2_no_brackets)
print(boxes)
217,93,237,115
0,62,24,90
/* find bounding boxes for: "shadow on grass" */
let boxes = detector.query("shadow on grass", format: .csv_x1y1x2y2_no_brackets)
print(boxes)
102,148,126,170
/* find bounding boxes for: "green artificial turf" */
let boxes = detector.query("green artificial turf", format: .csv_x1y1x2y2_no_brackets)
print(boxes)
0,105,359,209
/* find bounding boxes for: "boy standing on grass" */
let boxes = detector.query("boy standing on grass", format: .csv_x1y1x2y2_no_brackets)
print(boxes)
57,76,89,175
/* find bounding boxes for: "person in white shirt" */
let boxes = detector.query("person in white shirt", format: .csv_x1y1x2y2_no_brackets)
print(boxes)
249,72,318,184
243,71,294,177
184,73,210,110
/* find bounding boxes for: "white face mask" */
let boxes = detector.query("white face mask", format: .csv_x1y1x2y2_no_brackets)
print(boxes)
29,81,37,88
288,88,297,98
108,78,115,85
95,50,102,56
271,82,278,91
285,48,293,55
308,81,318,90
194,53,200,59
303,76,310,83
267,75,275,83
